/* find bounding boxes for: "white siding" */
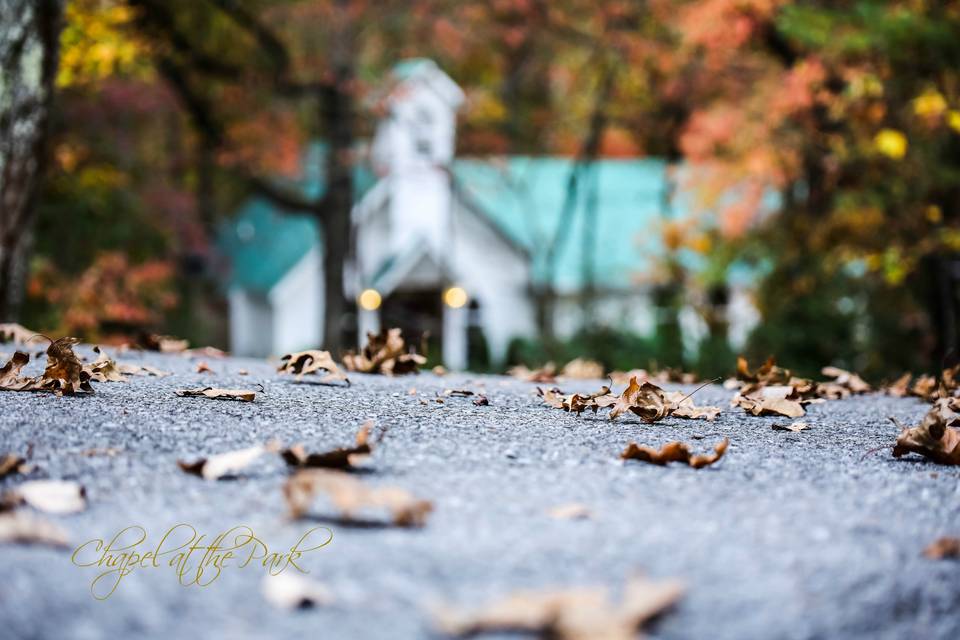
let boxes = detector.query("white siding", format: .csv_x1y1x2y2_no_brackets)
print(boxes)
268,246,324,355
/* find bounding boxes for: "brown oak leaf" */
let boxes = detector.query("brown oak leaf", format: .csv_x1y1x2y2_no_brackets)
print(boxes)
283,469,432,527
433,576,683,640
892,399,960,465
621,438,729,469
278,349,350,385
342,328,426,375
281,421,377,470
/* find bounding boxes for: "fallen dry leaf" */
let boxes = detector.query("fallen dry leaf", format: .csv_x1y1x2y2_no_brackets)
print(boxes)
7,480,87,514
433,576,683,640
509,362,558,383
138,332,189,353
84,347,126,383
473,395,490,406
0,323,39,344
278,349,350,385
343,328,426,375
284,469,432,527
608,369,651,386
891,399,960,465
923,536,960,559
610,377,667,422
819,366,871,397
621,438,729,469
561,358,604,379
663,390,722,421
262,572,333,610
115,362,171,377
432,365,447,376
0,351,33,391
196,361,213,374
176,387,256,402
0,510,69,547
548,503,591,520
282,421,376,470
179,442,279,480
0,454,28,479
772,421,810,432
734,394,805,418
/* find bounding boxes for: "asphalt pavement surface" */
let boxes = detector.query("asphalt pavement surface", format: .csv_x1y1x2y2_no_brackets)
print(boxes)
0,346,958,640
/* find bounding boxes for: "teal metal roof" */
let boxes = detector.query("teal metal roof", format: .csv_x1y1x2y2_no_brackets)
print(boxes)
218,199,320,293
452,157,673,291
220,148,760,294
218,143,376,292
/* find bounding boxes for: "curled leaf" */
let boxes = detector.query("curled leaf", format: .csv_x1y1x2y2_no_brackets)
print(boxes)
278,349,350,385
923,537,960,559
179,442,279,480
176,387,256,402
621,438,729,469
8,480,87,514
284,469,432,527
0,510,70,547
892,399,960,465
342,328,425,375
433,576,683,639
281,421,376,470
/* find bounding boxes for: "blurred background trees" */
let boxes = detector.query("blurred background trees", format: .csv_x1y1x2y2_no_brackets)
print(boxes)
5,0,960,379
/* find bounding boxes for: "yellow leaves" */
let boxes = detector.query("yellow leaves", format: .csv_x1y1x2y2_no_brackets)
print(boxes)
873,129,907,159
58,0,151,87
912,89,947,119
948,110,960,134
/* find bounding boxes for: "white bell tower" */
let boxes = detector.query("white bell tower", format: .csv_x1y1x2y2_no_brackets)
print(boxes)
370,59,465,257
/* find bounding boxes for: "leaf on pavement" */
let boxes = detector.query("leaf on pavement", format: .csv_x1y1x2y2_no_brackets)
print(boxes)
0,351,34,391
40,338,94,395
508,362,557,383
176,386,256,402
138,332,189,353
84,347,126,383
772,421,810,432
281,421,377,470
283,469,433,527
0,323,39,344
262,572,333,610
560,358,604,379
610,377,667,422
548,503,592,520
733,393,805,418
432,576,683,639
621,438,729,469
7,480,87,514
0,510,70,548
195,361,213,374
891,399,960,465
663,390,722,421
342,328,426,375
923,536,960,559
179,442,280,480
116,362,171,377
278,350,350,386
818,366,871,398
0,454,29,479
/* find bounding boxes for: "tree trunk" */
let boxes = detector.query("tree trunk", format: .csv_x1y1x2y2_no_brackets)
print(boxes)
0,0,62,321
319,1,355,356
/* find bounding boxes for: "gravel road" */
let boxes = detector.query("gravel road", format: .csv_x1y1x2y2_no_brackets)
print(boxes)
0,346,958,640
